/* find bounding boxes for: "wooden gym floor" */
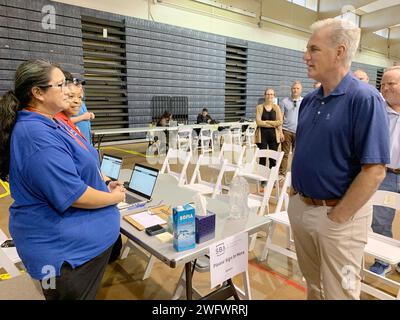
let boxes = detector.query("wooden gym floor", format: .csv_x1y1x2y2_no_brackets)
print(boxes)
1,142,399,300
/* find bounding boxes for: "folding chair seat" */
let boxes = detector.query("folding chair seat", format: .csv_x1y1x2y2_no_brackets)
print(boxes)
361,190,400,300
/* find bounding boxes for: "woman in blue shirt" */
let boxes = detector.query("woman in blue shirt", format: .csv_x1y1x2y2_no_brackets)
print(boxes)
0,60,125,300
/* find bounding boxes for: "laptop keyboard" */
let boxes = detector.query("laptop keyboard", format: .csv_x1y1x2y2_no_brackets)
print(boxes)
125,193,142,204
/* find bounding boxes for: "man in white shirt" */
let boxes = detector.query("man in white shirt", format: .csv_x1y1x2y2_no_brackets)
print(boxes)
279,81,303,179
370,66,400,276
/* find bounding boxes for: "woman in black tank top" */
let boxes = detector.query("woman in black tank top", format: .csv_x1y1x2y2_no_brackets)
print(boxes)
256,89,280,168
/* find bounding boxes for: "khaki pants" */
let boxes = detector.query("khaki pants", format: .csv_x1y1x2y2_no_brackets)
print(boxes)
280,130,295,176
288,194,372,300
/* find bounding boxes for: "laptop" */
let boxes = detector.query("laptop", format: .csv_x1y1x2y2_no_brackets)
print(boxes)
123,163,159,205
100,154,123,181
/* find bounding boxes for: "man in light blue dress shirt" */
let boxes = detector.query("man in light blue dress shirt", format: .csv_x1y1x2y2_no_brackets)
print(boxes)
370,66,400,276
279,81,303,179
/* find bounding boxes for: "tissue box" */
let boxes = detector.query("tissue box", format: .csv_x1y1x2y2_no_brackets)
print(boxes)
173,204,196,252
195,211,216,244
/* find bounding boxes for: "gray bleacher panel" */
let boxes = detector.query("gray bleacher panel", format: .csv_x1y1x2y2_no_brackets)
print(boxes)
0,0,388,133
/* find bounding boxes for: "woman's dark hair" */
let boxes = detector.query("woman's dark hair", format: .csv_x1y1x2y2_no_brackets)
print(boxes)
62,70,74,83
0,59,59,181
161,111,171,119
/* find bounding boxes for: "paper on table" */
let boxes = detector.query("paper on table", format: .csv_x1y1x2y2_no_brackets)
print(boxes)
127,211,166,229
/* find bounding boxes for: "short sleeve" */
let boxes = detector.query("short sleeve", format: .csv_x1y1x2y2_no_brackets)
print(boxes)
23,146,88,213
354,95,390,164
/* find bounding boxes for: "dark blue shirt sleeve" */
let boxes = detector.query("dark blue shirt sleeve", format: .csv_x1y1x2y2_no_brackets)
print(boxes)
23,146,88,213
353,94,390,164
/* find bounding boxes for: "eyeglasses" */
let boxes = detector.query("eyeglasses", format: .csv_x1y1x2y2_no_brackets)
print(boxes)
38,80,68,91
73,78,86,86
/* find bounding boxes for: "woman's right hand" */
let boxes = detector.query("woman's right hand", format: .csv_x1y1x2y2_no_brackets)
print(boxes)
111,185,126,203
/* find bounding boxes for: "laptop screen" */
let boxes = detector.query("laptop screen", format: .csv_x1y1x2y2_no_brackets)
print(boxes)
100,154,122,180
128,164,159,199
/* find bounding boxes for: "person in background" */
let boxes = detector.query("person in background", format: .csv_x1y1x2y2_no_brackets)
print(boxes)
279,81,303,180
254,88,283,169
58,72,124,264
197,108,213,124
156,111,172,150
353,69,369,83
369,66,400,276
71,78,94,144
157,111,172,127
0,59,125,300
290,18,389,299
55,71,87,141
313,81,321,89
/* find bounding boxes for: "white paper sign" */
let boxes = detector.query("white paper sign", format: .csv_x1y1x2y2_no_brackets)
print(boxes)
209,232,248,289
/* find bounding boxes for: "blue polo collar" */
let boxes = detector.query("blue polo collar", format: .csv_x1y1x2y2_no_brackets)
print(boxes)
315,72,354,100
17,109,58,129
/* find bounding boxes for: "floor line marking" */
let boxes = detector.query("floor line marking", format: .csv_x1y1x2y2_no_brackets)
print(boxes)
249,259,307,293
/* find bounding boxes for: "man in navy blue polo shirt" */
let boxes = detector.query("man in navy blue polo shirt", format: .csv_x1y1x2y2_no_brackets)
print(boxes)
289,18,390,299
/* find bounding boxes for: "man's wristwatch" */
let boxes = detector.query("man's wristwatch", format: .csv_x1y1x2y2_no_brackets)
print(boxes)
105,180,112,186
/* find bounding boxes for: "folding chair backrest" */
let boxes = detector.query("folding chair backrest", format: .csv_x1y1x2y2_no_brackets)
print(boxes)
219,143,245,165
262,165,279,201
275,172,291,213
177,127,193,152
189,154,227,197
370,190,400,210
160,148,191,185
200,126,213,138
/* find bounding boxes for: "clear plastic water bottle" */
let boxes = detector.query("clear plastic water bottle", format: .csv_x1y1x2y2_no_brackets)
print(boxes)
229,176,250,219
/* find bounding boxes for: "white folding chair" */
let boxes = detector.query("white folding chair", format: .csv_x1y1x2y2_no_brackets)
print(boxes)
210,143,246,174
247,165,279,215
230,124,242,145
199,126,214,154
160,148,191,186
183,154,228,199
243,123,257,147
361,190,400,300
177,127,193,153
238,148,284,200
259,172,296,262
0,229,21,278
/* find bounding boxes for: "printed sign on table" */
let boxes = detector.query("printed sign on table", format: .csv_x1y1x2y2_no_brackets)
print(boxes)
209,232,248,288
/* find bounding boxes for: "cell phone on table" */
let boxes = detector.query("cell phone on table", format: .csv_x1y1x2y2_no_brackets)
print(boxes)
145,224,165,236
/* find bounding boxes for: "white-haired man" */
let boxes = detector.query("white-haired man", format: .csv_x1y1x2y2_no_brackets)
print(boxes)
369,66,400,276
289,18,390,299
353,69,369,83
